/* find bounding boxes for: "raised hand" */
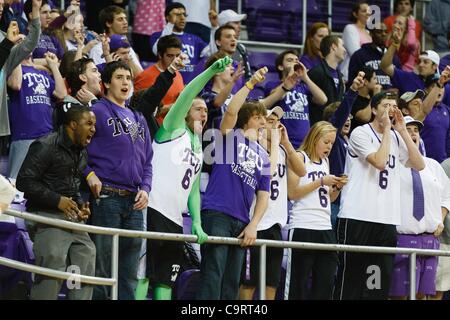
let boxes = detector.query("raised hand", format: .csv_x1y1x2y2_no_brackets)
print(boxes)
392,108,406,133
350,71,365,91
44,52,59,67
249,66,268,86
168,53,186,73
381,108,392,131
211,56,232,73
293,62,307,80
231,62,245,83
192,222,208,244
6,21,21,44
439,66,450,87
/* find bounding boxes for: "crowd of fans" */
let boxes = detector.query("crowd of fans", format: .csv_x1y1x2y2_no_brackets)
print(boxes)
0,0,450,301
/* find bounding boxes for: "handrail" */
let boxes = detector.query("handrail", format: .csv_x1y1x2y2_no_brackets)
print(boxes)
5,209,450,257
0,256,115,286
3,208,450,301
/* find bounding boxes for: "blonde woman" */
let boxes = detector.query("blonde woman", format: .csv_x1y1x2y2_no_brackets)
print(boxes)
284,121,348,300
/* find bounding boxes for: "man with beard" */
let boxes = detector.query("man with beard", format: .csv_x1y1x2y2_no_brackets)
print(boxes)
16,105,97,300
348,23,400,89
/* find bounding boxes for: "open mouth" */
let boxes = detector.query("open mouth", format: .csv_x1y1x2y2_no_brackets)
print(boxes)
86,134,93,144
121,88,129,94
411,137,417,143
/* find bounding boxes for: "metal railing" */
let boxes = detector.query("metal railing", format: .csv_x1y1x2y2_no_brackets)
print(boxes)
2,208,450,300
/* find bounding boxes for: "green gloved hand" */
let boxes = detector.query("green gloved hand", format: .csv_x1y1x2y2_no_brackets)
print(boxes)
192,221,208,244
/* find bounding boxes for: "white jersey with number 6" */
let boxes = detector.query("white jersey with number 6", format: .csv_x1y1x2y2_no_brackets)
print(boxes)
250,145,288,231
148,132,203,226
287,151,332,230
338,124,408,225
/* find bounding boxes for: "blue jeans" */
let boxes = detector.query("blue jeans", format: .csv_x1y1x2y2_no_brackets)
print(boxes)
90,190,143,300
8,139,34,179
196,210,247,300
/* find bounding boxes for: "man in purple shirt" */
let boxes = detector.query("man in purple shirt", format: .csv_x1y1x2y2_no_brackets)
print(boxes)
85,61,153,300
7,52,66,179
265,50,327,149
150,2,209,84
23,0,64,60
197,68,271,300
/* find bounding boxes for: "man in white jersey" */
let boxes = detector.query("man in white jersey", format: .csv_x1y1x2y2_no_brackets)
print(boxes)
239,106,306,300
389,116,450,299
335,91,425,300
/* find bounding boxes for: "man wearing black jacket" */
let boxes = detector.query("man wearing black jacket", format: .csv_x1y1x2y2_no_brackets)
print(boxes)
17,105,97,300
308,35,346,125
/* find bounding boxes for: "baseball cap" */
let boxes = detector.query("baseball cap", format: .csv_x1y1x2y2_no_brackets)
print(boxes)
419,50,440,66
109,34,130,52
218,9,247,26
400,89,425,104
404,115,423,130
267,106,284,119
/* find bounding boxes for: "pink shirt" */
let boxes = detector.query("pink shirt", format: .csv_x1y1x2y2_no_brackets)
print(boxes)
133,0,165,36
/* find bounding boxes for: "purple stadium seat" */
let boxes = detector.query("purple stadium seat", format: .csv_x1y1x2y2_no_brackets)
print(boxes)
173,268,201,300
246,0,290,43
0,217,34,297
248,51,278,72
285,0,326,44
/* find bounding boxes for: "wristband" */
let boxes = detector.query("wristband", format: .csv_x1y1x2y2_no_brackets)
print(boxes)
245,81,254,90
86,171,95,181
281,85,290,92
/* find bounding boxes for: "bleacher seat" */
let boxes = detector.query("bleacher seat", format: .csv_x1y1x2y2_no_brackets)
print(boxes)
173,268,201,300
248,51,278,72
0,217,34,298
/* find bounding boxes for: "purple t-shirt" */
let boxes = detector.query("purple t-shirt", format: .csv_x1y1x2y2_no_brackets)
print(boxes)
392,67,425,96
265,81,311,149
202,130,271,223
8,65,55,141
32,33,64,60
150,31,207,84
422,103,450,163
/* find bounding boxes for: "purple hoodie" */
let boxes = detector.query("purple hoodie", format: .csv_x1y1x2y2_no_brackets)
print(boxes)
85,98,153,193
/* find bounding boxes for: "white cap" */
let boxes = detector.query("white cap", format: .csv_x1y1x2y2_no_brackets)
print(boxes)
218,9,247,26
404,116,423,130
419,50,440,66
267,106,284,119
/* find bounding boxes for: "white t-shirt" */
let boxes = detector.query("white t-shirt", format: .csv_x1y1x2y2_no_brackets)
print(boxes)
288,151,332,230
178,0,212,27
339,124,409,225
397,157,450,234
